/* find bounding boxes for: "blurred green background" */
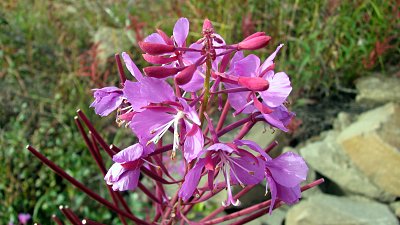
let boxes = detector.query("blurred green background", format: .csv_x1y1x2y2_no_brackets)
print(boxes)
1,0,398,224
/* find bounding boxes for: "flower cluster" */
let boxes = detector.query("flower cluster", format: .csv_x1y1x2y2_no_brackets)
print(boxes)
91,18,309,220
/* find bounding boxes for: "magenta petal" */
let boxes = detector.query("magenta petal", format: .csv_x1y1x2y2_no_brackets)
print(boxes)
263,105,294,132
122,52,143,81
180,70,204,92
111,169,141,191
113,143,144,163
139,77,175,103
144,33,166,44
180,98,201,125
260,72,292,108
183,121,204,162
104,163,126,183
267,176,277,214
90,88,123,117
259,44,284,72
179,158,206,201
233,54,260,77
173,17,189,47
207,143,235,153
123,80,148,112
230,157,264,185
18,213,31,224
276,183,302,205
130,109,175,143
234,140,271,160
266,152,308,187
227,91,255,114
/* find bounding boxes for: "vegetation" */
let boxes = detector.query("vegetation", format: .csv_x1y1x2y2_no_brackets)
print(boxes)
1,0,398,223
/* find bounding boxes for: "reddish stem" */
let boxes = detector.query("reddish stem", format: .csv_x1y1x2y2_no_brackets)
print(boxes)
203,179,324,224
26,145,150,225
216,101,230,131
200,184,256,221
82,218,106,225
115,53,127,86
138,182,163,204
51,215,64,225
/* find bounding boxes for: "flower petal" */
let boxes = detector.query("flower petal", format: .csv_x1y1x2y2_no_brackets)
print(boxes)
183,121,204,162
276,183,302,205
111,169,141,191
260,72,292,108
179,158,206,201
122,52,143,81
266,151,308,187
112,143,144,163
262,105,295,132
173,18,189,47
233,54,260,77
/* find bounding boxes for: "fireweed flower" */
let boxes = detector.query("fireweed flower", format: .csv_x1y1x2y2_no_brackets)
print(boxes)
18,213,31,225
235,140,308,213
179,142,264,206
130,98,203,161
224,44,294,131
104,143,153,191
90,86,123,117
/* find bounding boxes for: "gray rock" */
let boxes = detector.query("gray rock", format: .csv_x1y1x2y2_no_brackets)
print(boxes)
286,194,399,225
389,201,400,218
299,130,395,201
356,76,400,104
337,103,400,196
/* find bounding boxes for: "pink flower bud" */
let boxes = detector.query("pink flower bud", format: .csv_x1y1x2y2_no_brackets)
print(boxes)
238,77,269,91
156,29,174,45
138,42,175,55
237,35,271,50
242,32,266,42
142,54,177,64
143,66,182,78
202,18,214,33
175,64,197,85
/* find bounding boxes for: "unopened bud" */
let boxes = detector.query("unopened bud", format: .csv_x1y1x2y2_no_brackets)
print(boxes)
175,64,197,85
238,77,269,91
143,66,182,78
156,29,173,45
142,54,177,64
202,18,214,33
242,32,266,42
138,41,175,55
237,35,271,50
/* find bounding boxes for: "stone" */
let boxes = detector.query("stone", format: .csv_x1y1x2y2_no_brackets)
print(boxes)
356,76,400,104
337,103,400,196
286,194,399,225
389,201,400,218
299,130,395,201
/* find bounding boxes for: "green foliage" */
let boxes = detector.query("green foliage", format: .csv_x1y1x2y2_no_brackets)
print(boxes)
0,0,398,223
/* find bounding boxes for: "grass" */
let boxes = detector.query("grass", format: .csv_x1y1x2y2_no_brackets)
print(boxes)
0,0,398,223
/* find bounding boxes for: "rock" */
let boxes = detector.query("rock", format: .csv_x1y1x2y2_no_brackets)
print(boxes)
93,27,136,65
337,103,400,196
286,194,399,225
299,131,395,201
389,201,400,218
356,76,400,104
333,112,354,131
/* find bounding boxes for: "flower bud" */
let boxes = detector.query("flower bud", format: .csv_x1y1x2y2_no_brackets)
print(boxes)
202,18,214,33
142,54,177,64
156,29,174,45
138,41,175,55
175,64,197,85
237,35,271,50
242,32,266,42
238,77,269,91
143,66,182,78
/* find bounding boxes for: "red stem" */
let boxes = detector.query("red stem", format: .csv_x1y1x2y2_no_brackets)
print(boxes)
76,109,116,157
26,145,150,225
82,218,106,225
115,53,127,86
216,101,230,131
203,178,325,224
138,182,163,204
200,184,256,221
51,215,64,225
